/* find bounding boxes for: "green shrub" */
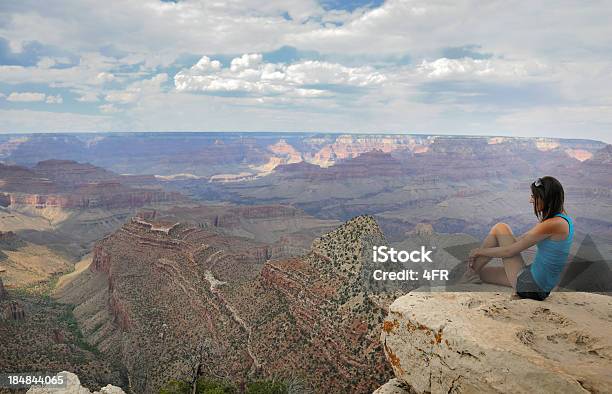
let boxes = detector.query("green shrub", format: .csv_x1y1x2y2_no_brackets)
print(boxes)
196,377,237,394
159,380,190,394
159,378,237,394
246,380,287,394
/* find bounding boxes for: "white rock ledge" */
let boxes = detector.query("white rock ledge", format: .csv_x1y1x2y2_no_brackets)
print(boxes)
26,371,125,394
378,285,612,394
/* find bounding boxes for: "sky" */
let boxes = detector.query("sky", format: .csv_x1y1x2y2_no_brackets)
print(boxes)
0,0,611,142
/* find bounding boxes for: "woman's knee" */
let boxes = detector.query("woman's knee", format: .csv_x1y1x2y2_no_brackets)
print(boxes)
491,222,513,235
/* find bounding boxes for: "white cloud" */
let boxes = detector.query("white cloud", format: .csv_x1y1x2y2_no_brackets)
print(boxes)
95,72,116,84
105,73,168,104
37,57,57,69
45,94,63,104
175,54,385,97
77,92,100,102
0,52,123,93
416,57,549,80
0,0,611,142
105,91,138,104
6,92,47,102
99,103,120,113
5,92,63,104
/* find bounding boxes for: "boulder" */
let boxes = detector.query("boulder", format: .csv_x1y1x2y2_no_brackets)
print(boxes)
372,378,412,394
379,285,612,393
26,371,125,394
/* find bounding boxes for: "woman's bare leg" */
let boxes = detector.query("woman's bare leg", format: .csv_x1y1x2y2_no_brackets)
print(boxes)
479,266,511,286
470,232,498,272
476,222,526,289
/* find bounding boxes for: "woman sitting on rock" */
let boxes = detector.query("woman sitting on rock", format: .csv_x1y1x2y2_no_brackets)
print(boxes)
465,176,574,300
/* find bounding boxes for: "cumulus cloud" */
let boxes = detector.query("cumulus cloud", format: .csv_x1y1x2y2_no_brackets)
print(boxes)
6,92,47,102
417,57,549,80
174,54,386,97
45,94,63,104
6,92,63,104
0,0,611,141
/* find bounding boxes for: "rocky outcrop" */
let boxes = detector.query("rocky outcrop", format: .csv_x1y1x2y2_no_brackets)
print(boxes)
26,371,125,394
0,277,7,300
378,285,612,393
72,218,274,393
372,378,412,394
211,205,299,228
0,161,184,210
65,214,397,393
0,192,11,207
33,159,118,188
304,134,428,167
236,215,396,392
2,300,25,320
275,150,405,180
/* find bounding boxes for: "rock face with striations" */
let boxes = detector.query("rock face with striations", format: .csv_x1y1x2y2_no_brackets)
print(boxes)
377,285,612,393
60,214,397,393
0,160,183,209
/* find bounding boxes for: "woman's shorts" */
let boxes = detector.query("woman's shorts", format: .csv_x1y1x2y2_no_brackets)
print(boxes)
516,266,550,301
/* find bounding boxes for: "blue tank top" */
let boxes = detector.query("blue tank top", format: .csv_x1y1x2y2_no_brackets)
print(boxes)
530,213,574,292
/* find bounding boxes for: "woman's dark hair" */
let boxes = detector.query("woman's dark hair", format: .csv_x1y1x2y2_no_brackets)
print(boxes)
530,176,565,221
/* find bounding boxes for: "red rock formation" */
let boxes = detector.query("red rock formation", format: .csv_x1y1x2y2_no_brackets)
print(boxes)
81,218,271,392
0,160,184,210
305,135,427,167
75,215,394,393
33,159,119,188
275,150,405,180
212,205,299,228
233,216,394,392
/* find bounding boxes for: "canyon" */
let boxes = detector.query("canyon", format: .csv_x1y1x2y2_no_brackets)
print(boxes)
55,214,400,393
1,132,610,393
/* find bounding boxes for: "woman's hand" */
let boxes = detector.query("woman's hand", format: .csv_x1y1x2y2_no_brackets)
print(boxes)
468,248,482,268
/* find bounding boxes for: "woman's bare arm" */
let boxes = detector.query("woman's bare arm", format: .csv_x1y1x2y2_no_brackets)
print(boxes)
477,220,559,258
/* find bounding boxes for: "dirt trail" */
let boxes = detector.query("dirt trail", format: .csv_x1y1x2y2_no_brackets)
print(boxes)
193,253,263,375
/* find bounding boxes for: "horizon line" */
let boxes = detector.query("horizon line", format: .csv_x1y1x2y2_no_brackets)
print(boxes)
0,130,608,144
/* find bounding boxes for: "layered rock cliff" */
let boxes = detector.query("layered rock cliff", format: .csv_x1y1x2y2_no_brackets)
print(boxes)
0,160,183,209
377,285,612,393
224,215,397,392
59,214,398,393
275,150,405,180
